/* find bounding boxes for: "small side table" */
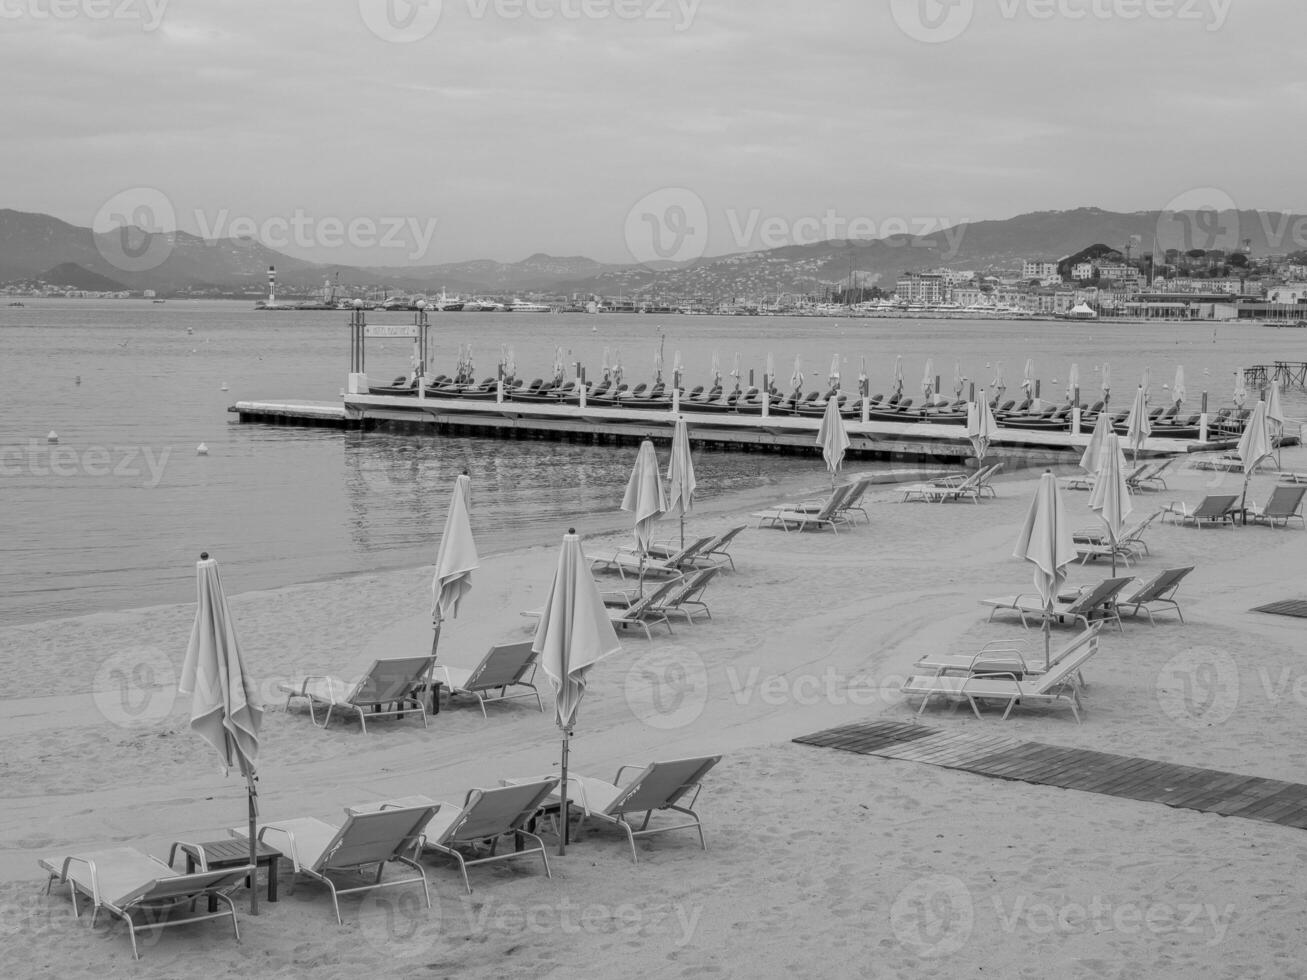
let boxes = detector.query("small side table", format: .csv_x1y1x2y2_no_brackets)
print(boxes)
171,838,283,907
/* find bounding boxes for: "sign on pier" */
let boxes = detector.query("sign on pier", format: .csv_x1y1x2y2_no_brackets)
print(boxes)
364,325,421,338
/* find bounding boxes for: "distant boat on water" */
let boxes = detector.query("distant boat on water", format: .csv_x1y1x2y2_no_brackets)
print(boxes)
509,299,552,313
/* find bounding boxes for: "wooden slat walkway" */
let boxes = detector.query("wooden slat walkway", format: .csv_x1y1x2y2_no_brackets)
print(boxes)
794,720,1307,830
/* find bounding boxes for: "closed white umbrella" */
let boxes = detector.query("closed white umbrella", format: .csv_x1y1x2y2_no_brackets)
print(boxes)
1079,410,1128,474
967,392,998,465
613,349,623,386
180,554,264,913
816,396,851,485
1066,363,1080,404
1237,400,1273,507
893,355,904,398
829,354,841,389
1266,380,1286,466
791,355,803,395
858,356,869,396
1101,361,1111,406
765,352,775,393
1012,472,1077,667
553,347,566,385
953,362,965,399
922,359,934,401
505,345,516,380
1140,367,1151,403
1124,386,1151,462
672,350,683,389
664,419,696,547
1088,434,1133,574
1233,367,1247,408
711,351,721,387
991,361,1005,403
533,530,622,854
431,473,479,658
653,345,664,384
1172,366,1186,408
622,440,668,590
601,347,612,383
1021,358,1035,400
730,353,741,392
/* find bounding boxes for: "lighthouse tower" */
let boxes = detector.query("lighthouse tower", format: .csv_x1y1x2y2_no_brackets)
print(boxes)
267,265,277,306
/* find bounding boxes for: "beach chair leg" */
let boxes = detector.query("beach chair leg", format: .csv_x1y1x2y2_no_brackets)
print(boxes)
967,695,985,720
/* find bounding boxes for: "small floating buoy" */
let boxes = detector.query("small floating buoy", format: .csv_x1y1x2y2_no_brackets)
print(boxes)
74,376,81,385
196,443,208,456
186,327,193,335
47,431,58,444
220,383,229,392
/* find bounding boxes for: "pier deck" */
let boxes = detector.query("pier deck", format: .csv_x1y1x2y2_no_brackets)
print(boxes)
229,393,1238,463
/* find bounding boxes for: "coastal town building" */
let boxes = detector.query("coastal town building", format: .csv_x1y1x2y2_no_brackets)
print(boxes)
1021,259,1059,280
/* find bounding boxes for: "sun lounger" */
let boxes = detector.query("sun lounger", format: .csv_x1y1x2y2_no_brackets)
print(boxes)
911,624,1100,687
694,523,747,571
1247,485,1307,529
798,475,873,524
40,847,251,959
1127,457,1176,492
435,641,543,717
980,575,1133,632
752,483,852,531
587,536,713,579
651,565,719,624
507,755,721,862
1072,510,1159,557
230,803,438,924
607,577,680,639
354,780,558,893
1162,494,1238,528
900,465,996,503
901,628,1103,723
1117,566,1194,624
278,656,434,732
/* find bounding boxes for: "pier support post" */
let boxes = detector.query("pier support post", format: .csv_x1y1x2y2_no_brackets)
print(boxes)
671,386,679,414
580,380,587,409
497,380,504,405
1199,391,1208,442
1072,406,1080,435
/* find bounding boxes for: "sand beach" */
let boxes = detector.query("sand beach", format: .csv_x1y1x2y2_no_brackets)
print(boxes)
4,448,1307,979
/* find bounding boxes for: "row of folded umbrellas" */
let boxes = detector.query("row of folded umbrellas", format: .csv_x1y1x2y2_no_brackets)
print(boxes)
436,345,1261,408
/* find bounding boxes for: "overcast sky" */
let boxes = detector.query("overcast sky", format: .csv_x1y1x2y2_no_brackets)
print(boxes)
3,0,1302,266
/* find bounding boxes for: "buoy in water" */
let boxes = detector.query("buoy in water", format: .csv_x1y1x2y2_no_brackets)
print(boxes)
47,431,58,444
220,383,229,391
187,328,193,335
196,443,208,456
74,376,81,385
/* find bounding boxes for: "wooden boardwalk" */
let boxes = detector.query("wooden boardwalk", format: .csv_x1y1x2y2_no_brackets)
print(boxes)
794,720,1307,830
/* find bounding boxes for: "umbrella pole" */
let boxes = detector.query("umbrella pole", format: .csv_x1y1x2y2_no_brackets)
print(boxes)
245,769,259,915
679,514,685,551
559,728,571,856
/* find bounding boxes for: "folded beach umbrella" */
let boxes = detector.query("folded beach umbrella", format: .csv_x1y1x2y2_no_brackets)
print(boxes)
180,554,264,913
791,355,803,395
1101,361,1111,406
921,359,934,401
533,529,622,854
601,347,612,383
504,345,516,380
1088,434,1133,575
432,473,479,657
858,356,869,397
654,345,664,384
672,350,683,388
665,419,696,547
1140,367,1151,403
1079,410,1127,474
1066,363,1079,405
765,352,775,393
829,354,841,389
817,396,851,485
1237,399,1272,507
893,355,904,397
711,351,722,387
1012,472,1077,667
1021,359,1035,398
953,361,965,399
1172,366,1186,408
730,352,741,392
553,346,565,385
465,346,475,380
967,392,997,465
1233,367,1247,408
622,439,668,563
1267,380,1286,466
991,361,1005,402
1124,386,1151,462
613,349,623,385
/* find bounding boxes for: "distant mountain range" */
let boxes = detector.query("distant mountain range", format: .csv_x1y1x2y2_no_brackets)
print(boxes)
2,205,1303,298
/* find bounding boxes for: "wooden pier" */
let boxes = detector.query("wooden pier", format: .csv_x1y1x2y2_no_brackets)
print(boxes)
1247,362,1307,389
229,391,1238,464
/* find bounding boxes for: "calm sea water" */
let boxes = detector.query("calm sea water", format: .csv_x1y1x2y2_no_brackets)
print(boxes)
1,299,1302,625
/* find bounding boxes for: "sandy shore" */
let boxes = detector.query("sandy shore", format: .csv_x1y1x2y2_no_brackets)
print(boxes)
4,447,1307,979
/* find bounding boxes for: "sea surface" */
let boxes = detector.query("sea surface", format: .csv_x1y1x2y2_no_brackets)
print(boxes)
1,299,1303,625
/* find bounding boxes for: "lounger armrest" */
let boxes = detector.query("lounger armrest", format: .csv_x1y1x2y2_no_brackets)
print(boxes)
252,826,302,871
59,855,104,906
167,840,209,871
976,638,1030,652
600,589,636,608
967,652,1029,673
